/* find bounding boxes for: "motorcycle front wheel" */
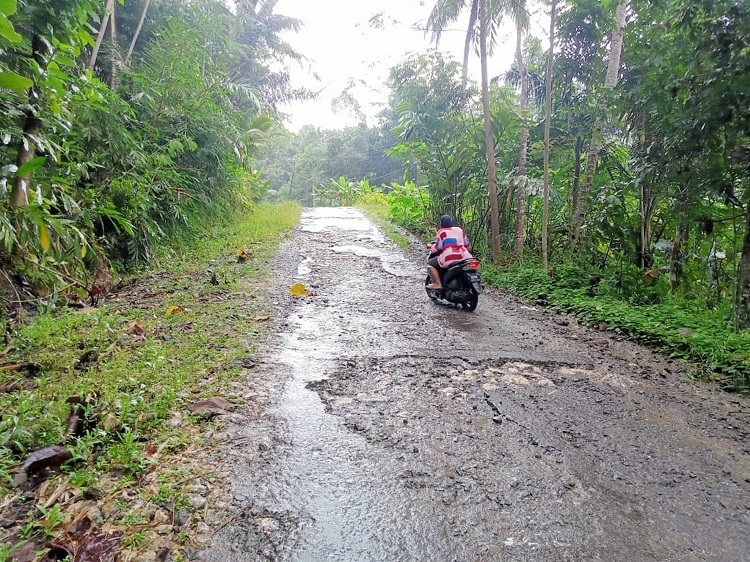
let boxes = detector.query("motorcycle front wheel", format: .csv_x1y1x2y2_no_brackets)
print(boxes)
425,275,439,301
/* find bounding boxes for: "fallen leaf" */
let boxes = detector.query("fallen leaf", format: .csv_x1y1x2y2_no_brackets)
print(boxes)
237,248,252,262
14,445,73,487
128,320,145,336
165,305,187,316
141,291,164,299
233,357,256,369
187,397,235,418
0,363,24,372
290,283,310,297
250,315,271,322
0,362,40,373
48,518,122,562
103,412,119,432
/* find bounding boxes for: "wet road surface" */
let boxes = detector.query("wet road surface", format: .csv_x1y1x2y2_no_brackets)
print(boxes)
202,207,750,561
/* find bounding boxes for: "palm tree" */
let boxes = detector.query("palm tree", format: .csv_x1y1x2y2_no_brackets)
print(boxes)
427,0,479,85
480,0,501,261
542,0,558,268
428,0,530,262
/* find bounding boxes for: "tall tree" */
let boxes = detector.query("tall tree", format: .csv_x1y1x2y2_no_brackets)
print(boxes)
427,0,479,85
480,0,501,261
568,1,627,250
125,0,151,65
88,0,115,71
542,0,557,268
512,0,530,259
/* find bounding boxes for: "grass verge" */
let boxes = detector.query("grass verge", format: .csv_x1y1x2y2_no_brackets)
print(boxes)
483,262,750,391
0,201,300,559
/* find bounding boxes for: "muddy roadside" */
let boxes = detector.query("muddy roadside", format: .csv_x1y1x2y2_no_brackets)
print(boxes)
200,207,749,562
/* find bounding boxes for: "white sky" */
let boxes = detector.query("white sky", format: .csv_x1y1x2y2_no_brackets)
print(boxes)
274,0,544,131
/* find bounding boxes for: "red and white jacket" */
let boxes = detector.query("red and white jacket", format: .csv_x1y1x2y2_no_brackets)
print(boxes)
430,226,473,268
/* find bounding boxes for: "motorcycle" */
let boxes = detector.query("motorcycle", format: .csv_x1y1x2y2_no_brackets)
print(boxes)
425,254,483,312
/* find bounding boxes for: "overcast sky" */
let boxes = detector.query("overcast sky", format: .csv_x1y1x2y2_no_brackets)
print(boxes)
274,0,535,131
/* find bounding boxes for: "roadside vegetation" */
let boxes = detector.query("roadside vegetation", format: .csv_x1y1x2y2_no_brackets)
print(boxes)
0,201,300,558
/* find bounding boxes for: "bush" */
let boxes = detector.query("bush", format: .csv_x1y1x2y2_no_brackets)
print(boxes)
486,262,750,391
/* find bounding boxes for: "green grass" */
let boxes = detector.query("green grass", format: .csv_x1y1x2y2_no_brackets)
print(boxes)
0,202,300,547
483,262,750,391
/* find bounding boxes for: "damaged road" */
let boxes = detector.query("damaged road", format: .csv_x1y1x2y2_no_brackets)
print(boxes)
202,207,750,561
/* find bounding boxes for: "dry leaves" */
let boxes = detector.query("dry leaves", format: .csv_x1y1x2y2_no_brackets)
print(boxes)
165,305,187,316
289,283,310,297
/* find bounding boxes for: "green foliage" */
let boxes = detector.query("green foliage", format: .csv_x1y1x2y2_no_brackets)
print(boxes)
0,540,27,562
257,123,405,204
0,203,299,499
386,182,432,240
387,51,521,254
485,263,750,390
34,503,66,537
0,0,302,299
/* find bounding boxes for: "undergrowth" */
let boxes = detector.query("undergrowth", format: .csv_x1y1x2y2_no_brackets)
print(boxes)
0,202,300,549
483,262,750,391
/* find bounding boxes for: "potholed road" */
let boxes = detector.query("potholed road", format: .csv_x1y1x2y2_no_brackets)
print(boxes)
202,207,749,562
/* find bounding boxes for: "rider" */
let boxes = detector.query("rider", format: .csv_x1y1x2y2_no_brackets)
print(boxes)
426,215,473,290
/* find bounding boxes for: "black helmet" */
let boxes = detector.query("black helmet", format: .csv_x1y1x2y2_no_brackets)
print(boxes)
440,215,452,228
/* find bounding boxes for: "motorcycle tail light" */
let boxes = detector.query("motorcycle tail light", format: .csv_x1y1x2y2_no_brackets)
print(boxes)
466,260,480,269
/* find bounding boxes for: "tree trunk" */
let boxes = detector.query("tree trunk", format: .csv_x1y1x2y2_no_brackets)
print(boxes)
570,135,582,221
735,190,750,328
110,0,119,88
88,0,115,70
569,135,603,248
670,186,689,293
125,0,151,65
542,0,557,269
462,0,479,86
10,34,46,208
513,17,529,259
480,0,501,262
638,179,652,269
568,1,627,251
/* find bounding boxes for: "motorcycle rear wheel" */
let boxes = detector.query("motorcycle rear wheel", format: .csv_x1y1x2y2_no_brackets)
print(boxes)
461,289,479,312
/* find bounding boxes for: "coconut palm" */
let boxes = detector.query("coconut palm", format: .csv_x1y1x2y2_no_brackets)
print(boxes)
512,0,530,259
427,0,479,85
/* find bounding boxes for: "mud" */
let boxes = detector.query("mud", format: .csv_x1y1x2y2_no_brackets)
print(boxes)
202,207,750,561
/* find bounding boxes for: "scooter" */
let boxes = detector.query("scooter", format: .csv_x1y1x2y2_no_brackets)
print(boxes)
425,255,483,312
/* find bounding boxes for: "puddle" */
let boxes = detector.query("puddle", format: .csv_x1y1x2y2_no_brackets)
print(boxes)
270,307,453,560
332,245,421,278
300,207,381,240
297,257,313,276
